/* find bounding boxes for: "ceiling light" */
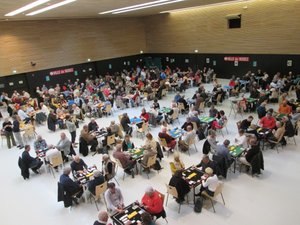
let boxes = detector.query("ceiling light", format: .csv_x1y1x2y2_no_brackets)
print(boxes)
99,0,171,15
12,70,17,74
5,0,49,16
113,0,185,14
87,58,91,62
194,49,199,53
160,0,251,13
26,0,76,16
140,50,144,54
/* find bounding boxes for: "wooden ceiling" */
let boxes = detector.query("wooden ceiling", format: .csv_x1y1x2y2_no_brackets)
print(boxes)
0,0,238,21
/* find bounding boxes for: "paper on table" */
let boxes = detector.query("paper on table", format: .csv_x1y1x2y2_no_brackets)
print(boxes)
187,172,196,179
128,211,138,219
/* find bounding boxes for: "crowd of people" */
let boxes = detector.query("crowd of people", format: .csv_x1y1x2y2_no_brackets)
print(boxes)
1,65,300,225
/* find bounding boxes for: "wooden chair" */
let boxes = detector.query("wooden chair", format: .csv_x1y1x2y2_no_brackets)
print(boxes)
155,190,168,223
269,130,285,153
137,122,148,139
106,134,116,147
217,120,229,137
141,92,149,106
191,121,198,131
216,93,222,105
177,102,185,114
117,124,124,139
118,115,123,123
23,126,36,143
139,155,157,179
165,184,181,213
49,154,64,178
199,101,206,113
102,104,113,116
114,158,127,180
186,133,198,155
201,182,225,213
171,109,180,125
159,137,171,157
288,85,295,96
89,181,108,211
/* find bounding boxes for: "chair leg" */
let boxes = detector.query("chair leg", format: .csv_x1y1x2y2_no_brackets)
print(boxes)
221,193,225,205
94,199,99,211
210,199,216,213
113,177,119,186
164,218,169,224
166,193,169,206
123,171,125,180
178,203,181,213
293,136,297,145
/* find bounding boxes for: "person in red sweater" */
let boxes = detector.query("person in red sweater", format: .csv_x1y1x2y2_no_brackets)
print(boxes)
259,112,276,129
141,186,166,219
140,108,150,123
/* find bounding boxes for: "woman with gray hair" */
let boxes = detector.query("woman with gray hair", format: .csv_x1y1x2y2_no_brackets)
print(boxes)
102,154,115,181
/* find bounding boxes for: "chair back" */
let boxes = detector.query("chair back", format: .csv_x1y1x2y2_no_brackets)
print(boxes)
114,158,124,169
191,122,198,131
187,132,196,145
199,102,205,111
216,94,222,103
140,122,148,132
107,134,115,146
166,184,178,198
95,181,108,198
213,182,224,198
277,128,286,143
156,190,165,204
178,102,185,111
146,155,157,168
159,137,168,147
104,104,112,113
172,109,179,120
118,115,123,123
51,154,64,167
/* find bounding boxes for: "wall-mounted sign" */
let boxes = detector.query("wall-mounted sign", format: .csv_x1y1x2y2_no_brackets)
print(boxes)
287,60,292,67
45,76,50,81
224,56,249,62
49,68,74,76
234,61,239,66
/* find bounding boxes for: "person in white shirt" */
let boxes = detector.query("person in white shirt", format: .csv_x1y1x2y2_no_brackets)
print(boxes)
196,167,219,197
17,108,30,123
234,129,248,149
45,147,61,170
104,182,124,214
40,102,50,116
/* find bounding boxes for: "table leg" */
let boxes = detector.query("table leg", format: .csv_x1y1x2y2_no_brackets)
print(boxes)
193,187,196,204
234,158,237,173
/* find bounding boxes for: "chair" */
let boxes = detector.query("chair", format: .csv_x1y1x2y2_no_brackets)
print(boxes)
23,126,36,143
117,124,124,139
177,102,185,114
288,85,295,96
191,122,198,131
102,104,113,116
268,130,285,153
139,155,157,179
114,158,127,181
89,181,108,211
199,101,206,113
216,94,222,105
106,134,116,147
118,114,123,123
165,184,181,213
159,137,171,157
155,191,168,223
236,120,242,131
201,182,225,213
49,154,64,178
171,109,180,125
141,92,149,106
162,89,167,97
216,120,229,137
186,133,198,155
137,122,148,139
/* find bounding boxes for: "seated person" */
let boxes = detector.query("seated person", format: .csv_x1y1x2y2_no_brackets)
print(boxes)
196,154,217,173
257,102,267,119
56,132,71,162
34,135,48,153
216,139,232,164
45,147,61,169
139,144,157,169
88,118,99,132
239,138,260,166
70,155,88,174
267,121,286,148
22,145,43,174
170,153,185,174
120,113,133,136
291,107,300,126
169,170,190,203
112,144,136,178
181,117,194,131
87,170,105,195
278,100,292,115
196,167,219,197
178,125,196,152
122,134,135,151
18,108,30,124
152,98,160,109
93,211,109,225
207,129,218,153
234,129,248,148
158,127,176,150
102,127,114,147
102,154,116,181
282,116,295,138
105,182,124,214
240,116,254,130
59,167,83,204
80,125,98,152
109,121,120,137
137,212,156,225
141,186,165,219
259,112,276,129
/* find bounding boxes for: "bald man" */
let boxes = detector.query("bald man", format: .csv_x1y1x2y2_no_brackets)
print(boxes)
70,155,88,174
93,211,109,225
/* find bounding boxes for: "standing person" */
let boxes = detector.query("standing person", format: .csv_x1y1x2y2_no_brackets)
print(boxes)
2,117,16,149
12,115,24,149
65,115,77,145
120,113,133,136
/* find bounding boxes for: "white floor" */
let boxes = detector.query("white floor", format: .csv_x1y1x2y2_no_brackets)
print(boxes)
1,79,300,225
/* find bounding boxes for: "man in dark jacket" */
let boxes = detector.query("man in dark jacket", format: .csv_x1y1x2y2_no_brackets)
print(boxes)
87,170,105,195
169,170,190,203
22,145,43,174
196,155,217,173
239,138,260,166
120,113,132,136
59,167,83,203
